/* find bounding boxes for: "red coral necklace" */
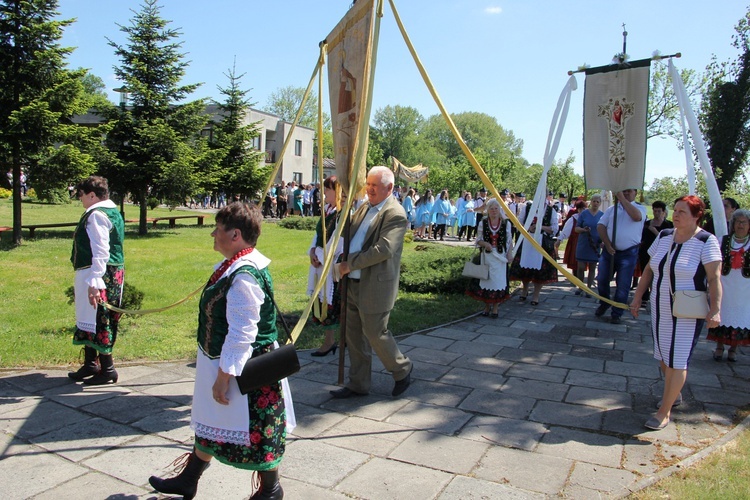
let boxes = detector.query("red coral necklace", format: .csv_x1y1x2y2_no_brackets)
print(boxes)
208,247,254,285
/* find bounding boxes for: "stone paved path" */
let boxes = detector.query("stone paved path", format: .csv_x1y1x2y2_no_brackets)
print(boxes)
1,282,749,499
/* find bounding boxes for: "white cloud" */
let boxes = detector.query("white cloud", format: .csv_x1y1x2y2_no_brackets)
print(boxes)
484,6,502,15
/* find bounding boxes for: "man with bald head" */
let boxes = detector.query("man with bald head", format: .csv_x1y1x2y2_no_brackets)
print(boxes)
332,166,414,399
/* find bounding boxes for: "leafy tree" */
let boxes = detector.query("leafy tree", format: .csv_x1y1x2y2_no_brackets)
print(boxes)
264,85,333,160
209,61,265,199
547,152,585,199
647,60,706,141
104,0,207,233
371,105,424,165
0,0,95,244
701,5,750,193
77,69,113,112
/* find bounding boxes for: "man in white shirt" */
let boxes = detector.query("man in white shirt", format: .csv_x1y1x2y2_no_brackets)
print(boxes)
596,189,647,324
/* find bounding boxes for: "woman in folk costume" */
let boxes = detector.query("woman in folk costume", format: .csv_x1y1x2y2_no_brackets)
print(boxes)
307,176,344,356
149,202,295,500
466,199,512,316
509,196,559,305
68,176,125,386
707,208,750,362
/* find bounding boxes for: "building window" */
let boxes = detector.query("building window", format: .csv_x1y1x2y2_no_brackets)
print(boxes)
251,135,261,150
294,139,302,156
293,172,302,185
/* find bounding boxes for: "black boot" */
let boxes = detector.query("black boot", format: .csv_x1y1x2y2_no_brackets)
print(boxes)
84,353,118,385
149,451,210,500
68,346,100,381
251,469,283,499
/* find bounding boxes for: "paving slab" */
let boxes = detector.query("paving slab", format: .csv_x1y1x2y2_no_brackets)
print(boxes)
0,445,88,500
437,475,546,499
283,439,370,488
536,426,624,468
317,415,413,456
388,430,489,474
335,456,452,500
459,414,548,451
474,444,572,495
386,400,473,435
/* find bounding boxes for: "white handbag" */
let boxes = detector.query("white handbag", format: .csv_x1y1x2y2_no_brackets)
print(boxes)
666,243,709,319
462,250,490,280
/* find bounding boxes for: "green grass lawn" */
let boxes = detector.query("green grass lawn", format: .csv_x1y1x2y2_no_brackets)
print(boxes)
0,198,479,367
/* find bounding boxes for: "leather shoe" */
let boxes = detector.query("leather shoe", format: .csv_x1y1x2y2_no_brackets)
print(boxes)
329,387,367,399
392,366,413,397
595,304,608,317
644,416,670,430
610,316,622,324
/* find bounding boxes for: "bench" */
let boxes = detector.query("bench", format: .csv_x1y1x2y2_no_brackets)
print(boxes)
126,215,206,228
0,226,11,241
22,222,79,238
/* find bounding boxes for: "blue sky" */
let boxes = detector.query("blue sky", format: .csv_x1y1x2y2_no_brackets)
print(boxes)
58,0,748,186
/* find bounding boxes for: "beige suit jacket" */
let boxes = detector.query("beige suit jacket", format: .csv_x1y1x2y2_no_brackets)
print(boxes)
348,196,407,314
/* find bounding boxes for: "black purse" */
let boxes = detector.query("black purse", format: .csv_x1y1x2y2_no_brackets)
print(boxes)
235,270,300,395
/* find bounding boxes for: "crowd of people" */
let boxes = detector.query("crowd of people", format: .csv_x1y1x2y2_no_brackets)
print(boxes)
263,181,322,219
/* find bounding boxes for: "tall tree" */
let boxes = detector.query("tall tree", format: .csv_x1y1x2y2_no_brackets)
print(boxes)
210,60,265,199
701,5,750,193
264,85,333,159
104,0,207,233
371,105,424,165
0,0,85,245
647,60,706,141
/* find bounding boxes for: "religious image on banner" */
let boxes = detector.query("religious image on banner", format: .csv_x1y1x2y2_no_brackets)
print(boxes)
583,61,650,192
326,0,376,197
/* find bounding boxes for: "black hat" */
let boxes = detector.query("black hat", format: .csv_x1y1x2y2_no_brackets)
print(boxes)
547,191,554,197
500,189,510,196
515,192,526,198
559,192,567,198
479,187,487,193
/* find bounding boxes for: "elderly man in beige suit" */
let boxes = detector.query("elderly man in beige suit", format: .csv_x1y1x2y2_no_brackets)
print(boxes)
331,166,414,398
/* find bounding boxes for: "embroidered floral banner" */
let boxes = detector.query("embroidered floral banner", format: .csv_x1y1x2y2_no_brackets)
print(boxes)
326,0,377,198
583,60,650,192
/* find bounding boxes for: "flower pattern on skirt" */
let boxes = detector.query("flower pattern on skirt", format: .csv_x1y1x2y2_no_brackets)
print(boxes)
195,380,287,471
73,264,124,354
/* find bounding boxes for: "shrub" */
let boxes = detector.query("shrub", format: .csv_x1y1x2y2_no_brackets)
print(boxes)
65,281,145,312
399,244,476,294
147,197,160,210
277,216,318,231
0,188,10,199
34,186,69,204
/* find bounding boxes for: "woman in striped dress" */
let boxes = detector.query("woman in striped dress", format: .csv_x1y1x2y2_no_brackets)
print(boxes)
630,195,722,430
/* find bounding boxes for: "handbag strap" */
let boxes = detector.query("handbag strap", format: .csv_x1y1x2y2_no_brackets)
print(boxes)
250,264,294,345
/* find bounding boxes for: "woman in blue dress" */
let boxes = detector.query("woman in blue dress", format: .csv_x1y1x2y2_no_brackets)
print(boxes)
431,190,452,240
575,195,603,296
401,188,416,229
414,189,434,239
458,193,476,241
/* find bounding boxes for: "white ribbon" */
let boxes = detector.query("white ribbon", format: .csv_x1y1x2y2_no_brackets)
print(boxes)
668,59,726,239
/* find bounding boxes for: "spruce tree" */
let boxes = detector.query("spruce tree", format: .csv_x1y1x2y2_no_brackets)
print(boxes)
104,0,207,233
0,0,88,245
210,61,264,200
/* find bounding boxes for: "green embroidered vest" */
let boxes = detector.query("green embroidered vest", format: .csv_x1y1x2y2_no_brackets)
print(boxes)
197,265,278,359
70,207,125,270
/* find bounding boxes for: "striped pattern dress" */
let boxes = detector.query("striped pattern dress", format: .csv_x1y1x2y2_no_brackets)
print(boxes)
648,228,721,369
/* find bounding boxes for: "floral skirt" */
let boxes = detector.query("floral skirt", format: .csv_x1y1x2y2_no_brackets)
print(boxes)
465,285,511,304
195,380,287,471
73,265,124,354
707,325,750,347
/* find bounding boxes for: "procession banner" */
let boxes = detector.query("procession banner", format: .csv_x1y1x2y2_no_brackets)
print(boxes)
583,60,650,192
326,0,377,198
392,156,428,182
